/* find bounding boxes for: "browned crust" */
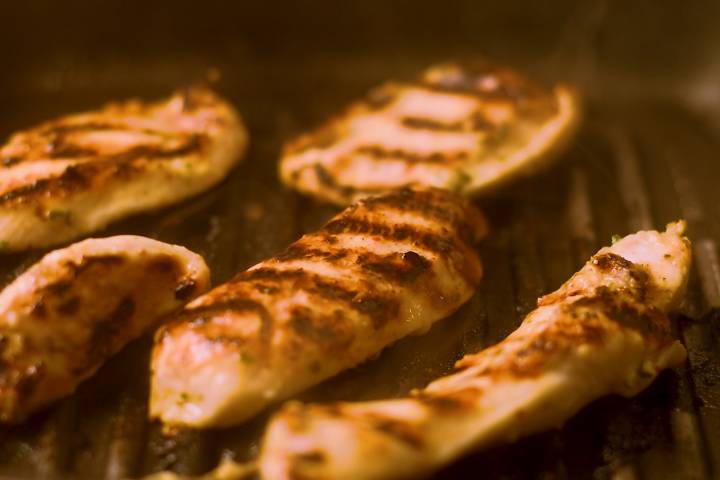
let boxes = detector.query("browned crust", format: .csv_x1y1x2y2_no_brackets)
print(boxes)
280,60,575,206
0,85,237,223
0,248,201,423
0,136,207,208
456,252,674,379
156,187,486,377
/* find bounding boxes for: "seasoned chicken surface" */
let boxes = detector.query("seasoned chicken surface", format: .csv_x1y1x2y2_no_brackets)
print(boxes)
0,236,210,423
0,87,247,252
280,61,580,206
150,187,487,428
259,222,691,480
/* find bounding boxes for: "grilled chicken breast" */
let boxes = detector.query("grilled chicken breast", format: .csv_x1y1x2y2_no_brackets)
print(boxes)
0,236,210,423
150,187,487,428
0,87,247,252
280,61,580,206
259,222,691,480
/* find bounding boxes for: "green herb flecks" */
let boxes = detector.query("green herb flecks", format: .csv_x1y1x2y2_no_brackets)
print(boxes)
447,170,472,193
47,209,73,223
240,352,255,365
176,392,192,407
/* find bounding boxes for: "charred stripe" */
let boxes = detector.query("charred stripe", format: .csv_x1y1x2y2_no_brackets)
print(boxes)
367,415,425,449
354,145,468,164
240,267,399,330
275,243,432,284
323,217,456,254
173,297,275,349
357,187,479,245
0,136,206,206
400,116,490,133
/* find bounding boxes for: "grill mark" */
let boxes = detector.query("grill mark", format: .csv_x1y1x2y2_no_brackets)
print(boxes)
41,122,128,136
323,217,456,254
148,255,182,276
56,296,81,315
599,254,650,283
457,280,673,379
1,156,21,167
300,163,393,201
43,280,72,295
420,82,514,101
113,135,204,161
274,244,432,285
357,187,480,245
401,116,490,133
277,241,433,284
313,164,357,199
0,179,51,203
468,111,495,130
86,296,135,364
590,253,652,301
274,244,350,263
0,135,205,206
10,122,183,166
522,319,610,372
414,387,481,411
288,307,354,350
354,145,468,164
500,331,592,377
238,267,309,283
458,322,606,378
39,255,125,297
240,267,399,330
592,252,633,272
0,163,97,205
30,301,47,318
292,450,326,465
172,297,274,353
367,415,425,449
571,286,670,339
357,250,432,284
180,298,274,347
307,275,399,330
57,164,90,190
401,116,456,132
182,299,260,319
40,122,173,142
311,277,358,304
47,143,98,159
352,296,400,329
475,289,672,378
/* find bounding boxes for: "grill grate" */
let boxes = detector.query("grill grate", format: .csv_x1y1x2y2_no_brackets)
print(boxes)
0,103,720,479
1,58,720,480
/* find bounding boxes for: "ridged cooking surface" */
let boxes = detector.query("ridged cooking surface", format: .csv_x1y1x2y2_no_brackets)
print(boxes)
1,95,719,479
1,2,720,478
